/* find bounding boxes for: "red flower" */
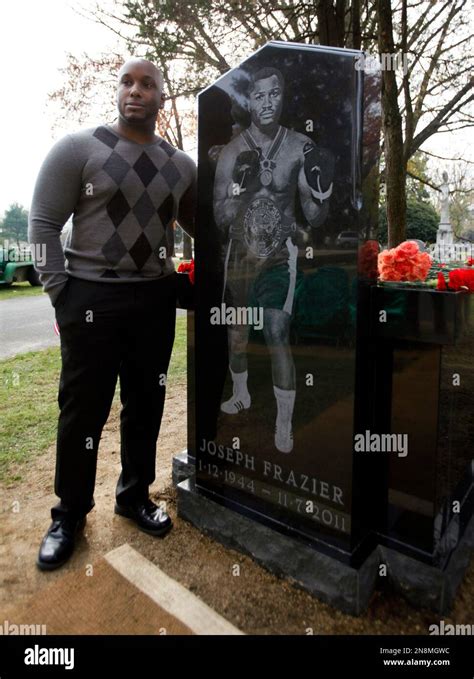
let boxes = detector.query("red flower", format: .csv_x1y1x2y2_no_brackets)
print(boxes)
448,268,474,292
437,272,447,290
397,240,419,257
177,258,195,285
378,240,432,282
358,240,379,279
177,260,192,273
466,257,474,266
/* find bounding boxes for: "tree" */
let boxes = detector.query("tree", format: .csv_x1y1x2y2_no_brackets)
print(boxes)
377,0,406,245
376,0,473,245
55,0,473,246
378,197,439,244
406,152,431,202
48,52,123,132
1,203,29,246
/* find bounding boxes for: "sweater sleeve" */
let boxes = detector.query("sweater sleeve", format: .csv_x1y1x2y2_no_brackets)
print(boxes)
28,135,83,306
176,154,197,238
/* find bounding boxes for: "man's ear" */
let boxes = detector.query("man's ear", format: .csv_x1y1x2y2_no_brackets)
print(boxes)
159,92,166,110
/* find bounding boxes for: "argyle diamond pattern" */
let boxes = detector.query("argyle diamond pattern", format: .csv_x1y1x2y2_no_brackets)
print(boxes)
102,232,128,266
103,152,131,185
107,189,131,227
93,126,119,149
93,126,181,275
100,269,120,279
157,193,174,228
133,152,158,187
161,159,181,190
129,233,153,269
133,192,156,228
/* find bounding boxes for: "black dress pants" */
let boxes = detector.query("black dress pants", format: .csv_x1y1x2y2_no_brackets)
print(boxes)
51,274,177,521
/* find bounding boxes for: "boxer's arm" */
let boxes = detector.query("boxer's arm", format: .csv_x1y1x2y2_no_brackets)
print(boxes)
213,144,242,232
298,141,334,228
298,165,329,228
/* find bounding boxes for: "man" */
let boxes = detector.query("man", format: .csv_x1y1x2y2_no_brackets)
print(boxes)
213,67,333,453
28,57,196,570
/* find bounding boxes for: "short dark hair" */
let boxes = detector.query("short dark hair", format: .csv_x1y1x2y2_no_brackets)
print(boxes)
249,67,285,95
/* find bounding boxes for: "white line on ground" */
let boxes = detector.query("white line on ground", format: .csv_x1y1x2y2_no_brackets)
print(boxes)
105,544,244,636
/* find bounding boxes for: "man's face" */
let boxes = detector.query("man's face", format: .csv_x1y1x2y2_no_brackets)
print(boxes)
249,75,283,129
116,61,163,124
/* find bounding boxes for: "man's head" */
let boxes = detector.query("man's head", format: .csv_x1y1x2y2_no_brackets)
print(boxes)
116,58,164,125
248,67,284,129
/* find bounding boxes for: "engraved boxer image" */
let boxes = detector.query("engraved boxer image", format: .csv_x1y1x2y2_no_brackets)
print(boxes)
213,67,334,453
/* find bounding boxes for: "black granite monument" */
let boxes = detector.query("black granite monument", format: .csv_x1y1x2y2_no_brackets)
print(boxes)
175,41,474,615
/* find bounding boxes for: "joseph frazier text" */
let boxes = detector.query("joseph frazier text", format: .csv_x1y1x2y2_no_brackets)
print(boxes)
200,438,344,506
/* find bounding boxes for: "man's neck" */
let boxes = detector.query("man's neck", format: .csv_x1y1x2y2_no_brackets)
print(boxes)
111,118,159,145
248,122,279,145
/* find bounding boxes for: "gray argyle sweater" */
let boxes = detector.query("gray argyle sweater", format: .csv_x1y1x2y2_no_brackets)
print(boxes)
28,124,196,305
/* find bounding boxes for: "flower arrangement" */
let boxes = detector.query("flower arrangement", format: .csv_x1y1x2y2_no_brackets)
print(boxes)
377,241,474,294
378,240,432,283
437,268,474,292
177,258,195,284
358,240,379,280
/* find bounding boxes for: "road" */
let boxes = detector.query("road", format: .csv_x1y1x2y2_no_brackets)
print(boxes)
0,295,186,360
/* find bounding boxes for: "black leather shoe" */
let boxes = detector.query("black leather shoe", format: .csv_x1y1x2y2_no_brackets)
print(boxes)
36,516,86,571
114,500,172,537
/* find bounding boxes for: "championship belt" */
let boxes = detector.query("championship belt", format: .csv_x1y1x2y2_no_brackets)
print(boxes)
243,198,294,258
241,126,288,188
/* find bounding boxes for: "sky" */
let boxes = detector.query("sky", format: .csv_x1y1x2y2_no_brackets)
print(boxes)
0,0,471,219
0,0,120,217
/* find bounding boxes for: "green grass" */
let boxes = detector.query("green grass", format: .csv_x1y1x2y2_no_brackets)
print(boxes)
0,349,62,484
0,315,187,485
0,281,45,301
169,315,187,383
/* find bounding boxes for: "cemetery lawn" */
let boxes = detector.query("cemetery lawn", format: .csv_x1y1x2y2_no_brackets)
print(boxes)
1,316,473,634
0,316,187,483
0,281,45,301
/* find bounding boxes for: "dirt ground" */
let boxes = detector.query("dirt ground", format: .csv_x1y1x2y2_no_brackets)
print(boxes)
1,382,473,635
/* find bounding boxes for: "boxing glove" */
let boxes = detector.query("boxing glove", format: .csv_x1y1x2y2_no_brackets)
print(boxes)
303,143,335,203
232,149,261,194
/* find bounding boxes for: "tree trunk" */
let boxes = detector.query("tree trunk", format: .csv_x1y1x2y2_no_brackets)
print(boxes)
377,0,406,247
351,0,361,50
317,0,346,47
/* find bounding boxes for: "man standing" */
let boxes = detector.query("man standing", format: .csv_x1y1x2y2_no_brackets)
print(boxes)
28,58,196,570
213,67,333,453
